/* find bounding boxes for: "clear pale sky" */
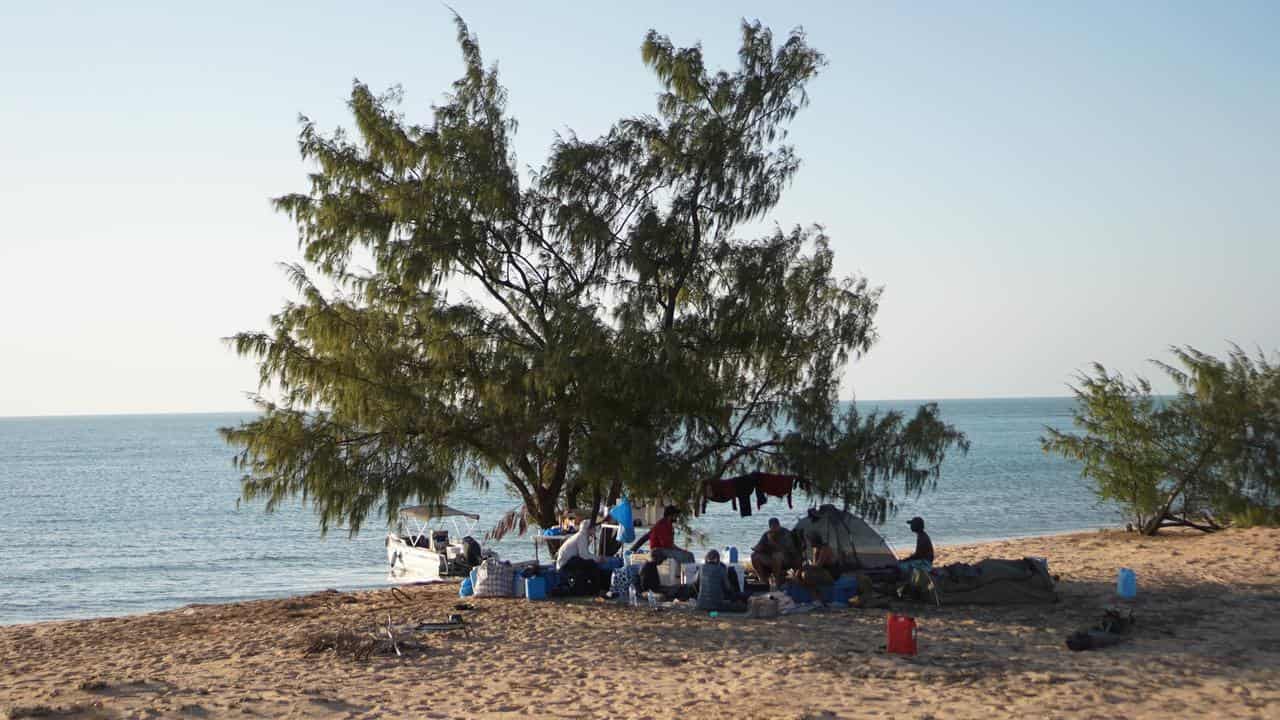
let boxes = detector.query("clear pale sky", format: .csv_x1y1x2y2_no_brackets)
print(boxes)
2,1,1277,417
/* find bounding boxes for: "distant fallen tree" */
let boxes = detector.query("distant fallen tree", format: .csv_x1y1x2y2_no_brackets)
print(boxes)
1043,345,1280,536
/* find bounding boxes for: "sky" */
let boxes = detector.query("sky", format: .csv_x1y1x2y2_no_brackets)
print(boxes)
2,1,1277,417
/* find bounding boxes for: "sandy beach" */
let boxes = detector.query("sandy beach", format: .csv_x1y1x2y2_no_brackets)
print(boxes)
2,527,1277,719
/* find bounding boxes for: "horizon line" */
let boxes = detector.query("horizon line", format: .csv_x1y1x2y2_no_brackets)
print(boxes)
0,393,1080,421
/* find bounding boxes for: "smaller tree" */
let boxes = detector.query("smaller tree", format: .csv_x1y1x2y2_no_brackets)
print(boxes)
1043,345,1280,535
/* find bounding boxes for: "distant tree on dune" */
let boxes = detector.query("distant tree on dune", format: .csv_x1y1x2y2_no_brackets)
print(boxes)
1043,345,1280,536
222,16,968,535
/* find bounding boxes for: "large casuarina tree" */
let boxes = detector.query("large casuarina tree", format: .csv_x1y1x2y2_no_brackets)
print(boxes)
223,17,968,535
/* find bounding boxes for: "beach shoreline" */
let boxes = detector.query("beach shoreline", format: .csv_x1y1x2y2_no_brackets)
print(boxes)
3,527,1276,719
2,523,1126,629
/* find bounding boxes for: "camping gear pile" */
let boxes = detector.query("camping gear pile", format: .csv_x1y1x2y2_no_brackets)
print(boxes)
901,558,1059,605
438,492,1072,662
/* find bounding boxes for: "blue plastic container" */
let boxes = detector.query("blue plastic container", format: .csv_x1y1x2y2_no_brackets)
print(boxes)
784,583,813,604
1117,568,1137,599
831,576,858,605
525,575,548,601
458,576,474,598
542,569,560,591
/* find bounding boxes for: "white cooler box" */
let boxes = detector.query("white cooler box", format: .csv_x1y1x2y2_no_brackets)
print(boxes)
657,559,682,586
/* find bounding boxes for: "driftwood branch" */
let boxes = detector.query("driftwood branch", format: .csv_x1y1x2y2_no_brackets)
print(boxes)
1156,510,1224,534
385,614,401,657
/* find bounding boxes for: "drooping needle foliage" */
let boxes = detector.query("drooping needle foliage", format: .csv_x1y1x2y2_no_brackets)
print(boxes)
223,17,969,535
1043,345,1280,535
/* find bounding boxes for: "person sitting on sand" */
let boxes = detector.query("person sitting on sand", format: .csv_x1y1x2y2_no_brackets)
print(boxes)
555,518,596,571
695,550,747,612
899,516,934,574
629,505,695,565
751,517,801,589
797,534,839,606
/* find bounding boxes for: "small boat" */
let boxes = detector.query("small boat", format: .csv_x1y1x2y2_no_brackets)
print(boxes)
385,504,492,583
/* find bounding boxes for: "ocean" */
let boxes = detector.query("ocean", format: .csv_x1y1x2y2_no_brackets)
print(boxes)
0,398,1119,624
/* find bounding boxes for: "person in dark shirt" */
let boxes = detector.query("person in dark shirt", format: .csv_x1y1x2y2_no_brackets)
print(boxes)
900,516,934,574
750,517,801,588
695,549,747,612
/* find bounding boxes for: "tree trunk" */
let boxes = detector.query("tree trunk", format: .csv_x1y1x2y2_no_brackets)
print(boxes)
565,482,581,515
1140,441,1219,536
589,484,602,526
605,475,623,506
532,485,559,530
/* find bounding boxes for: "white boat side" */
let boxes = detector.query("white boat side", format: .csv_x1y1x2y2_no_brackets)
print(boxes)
384,504,487,584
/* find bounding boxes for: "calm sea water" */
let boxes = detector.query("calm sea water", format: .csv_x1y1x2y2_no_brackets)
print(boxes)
0,398,1118,624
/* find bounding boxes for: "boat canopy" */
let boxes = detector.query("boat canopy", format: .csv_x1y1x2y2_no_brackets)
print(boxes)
397,504,480,523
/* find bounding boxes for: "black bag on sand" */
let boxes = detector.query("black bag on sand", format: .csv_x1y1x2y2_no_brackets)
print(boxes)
559,556,605,596
1066,608,1136,651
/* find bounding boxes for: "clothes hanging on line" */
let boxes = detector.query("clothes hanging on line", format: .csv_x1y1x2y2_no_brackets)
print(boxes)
730,474,758,517
701,478,738,515
702,472,804,517
754,472,795,509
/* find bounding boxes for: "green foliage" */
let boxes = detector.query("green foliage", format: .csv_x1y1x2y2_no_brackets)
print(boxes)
223,17,968,535
1043,345,1280,535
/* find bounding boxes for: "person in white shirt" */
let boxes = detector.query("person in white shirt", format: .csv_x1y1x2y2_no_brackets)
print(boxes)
554,519,596,571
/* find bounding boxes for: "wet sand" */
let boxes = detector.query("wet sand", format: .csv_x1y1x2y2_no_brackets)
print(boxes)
2,527,1277,719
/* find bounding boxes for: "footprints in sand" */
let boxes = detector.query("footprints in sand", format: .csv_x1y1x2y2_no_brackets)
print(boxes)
2,528,1279,718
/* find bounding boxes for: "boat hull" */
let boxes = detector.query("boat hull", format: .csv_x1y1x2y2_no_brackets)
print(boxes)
386,534,447,583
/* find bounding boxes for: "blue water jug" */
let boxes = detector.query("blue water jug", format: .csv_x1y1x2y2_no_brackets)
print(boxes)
1117,568,1137,599
725,546,739,564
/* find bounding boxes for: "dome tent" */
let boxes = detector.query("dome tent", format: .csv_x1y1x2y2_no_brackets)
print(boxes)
792,504,899,569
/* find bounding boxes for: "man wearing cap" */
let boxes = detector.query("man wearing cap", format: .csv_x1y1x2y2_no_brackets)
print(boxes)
900,516,934,574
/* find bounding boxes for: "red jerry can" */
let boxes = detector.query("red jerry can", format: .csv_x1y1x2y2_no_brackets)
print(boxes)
886,613,918,655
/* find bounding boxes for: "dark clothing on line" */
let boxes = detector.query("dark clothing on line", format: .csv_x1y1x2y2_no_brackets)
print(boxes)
754,472,795,509
731,474,756,517
701,478,738,514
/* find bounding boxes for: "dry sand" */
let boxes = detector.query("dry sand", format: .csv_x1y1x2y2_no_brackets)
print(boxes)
2,527,1277,719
